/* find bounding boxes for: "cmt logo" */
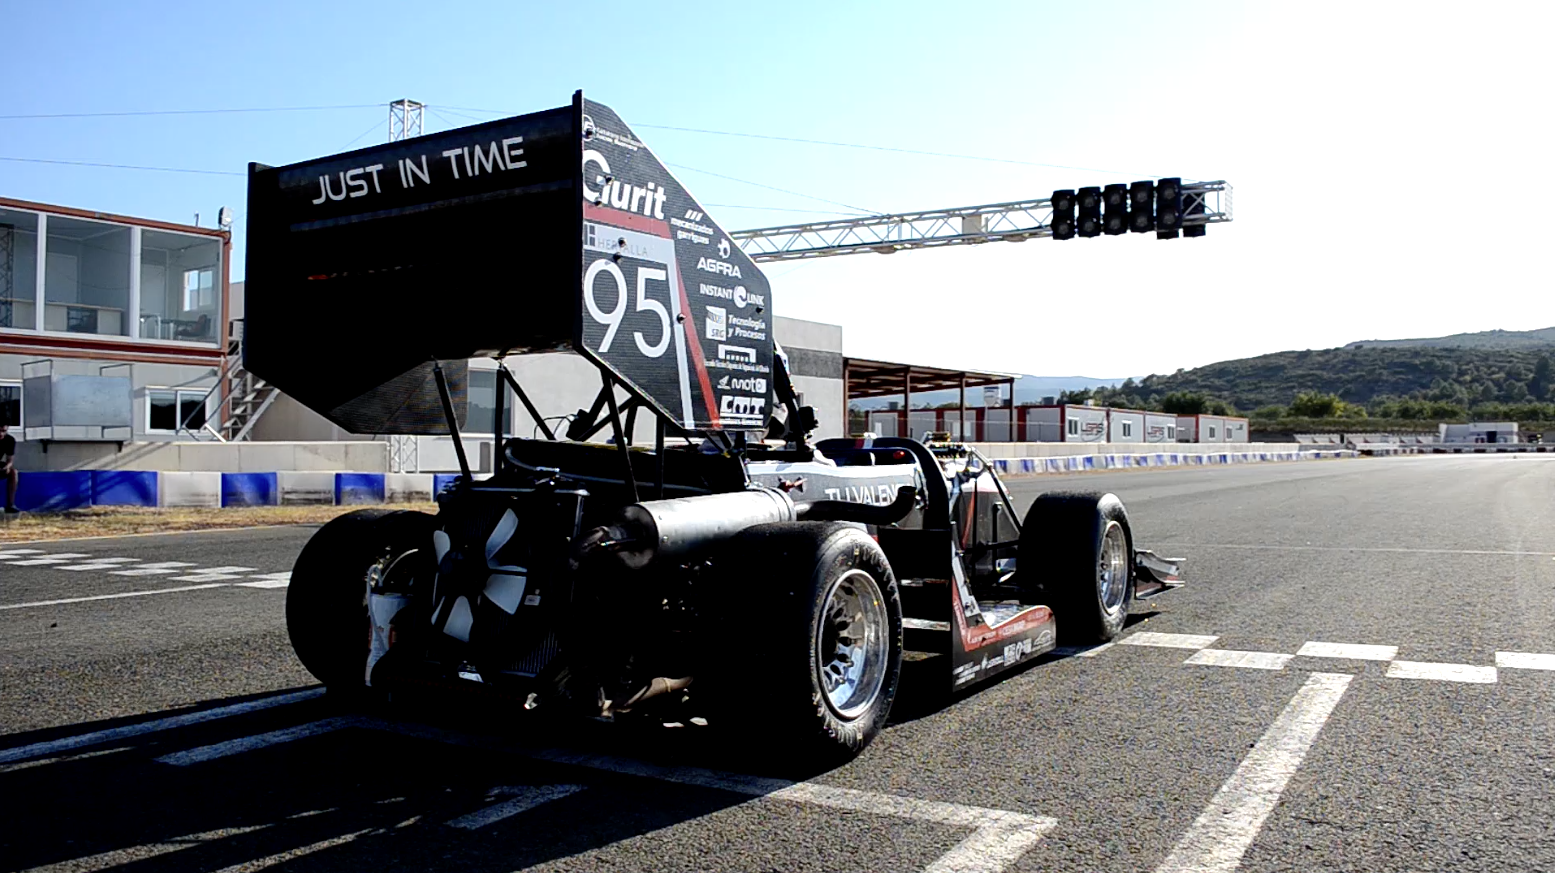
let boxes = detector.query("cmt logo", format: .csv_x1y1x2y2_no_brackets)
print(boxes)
720,395,766,418
685,209,703,221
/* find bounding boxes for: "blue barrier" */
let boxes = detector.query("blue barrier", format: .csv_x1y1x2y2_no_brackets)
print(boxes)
433,473,462,495
91,471,158,507
336,472,386,505
15,471,93,512
221,472,279,507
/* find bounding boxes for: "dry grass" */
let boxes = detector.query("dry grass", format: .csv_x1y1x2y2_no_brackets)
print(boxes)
0,503,439,544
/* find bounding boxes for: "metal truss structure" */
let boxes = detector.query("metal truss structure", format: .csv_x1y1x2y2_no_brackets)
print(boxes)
733,182,1232,262
389,99,425,142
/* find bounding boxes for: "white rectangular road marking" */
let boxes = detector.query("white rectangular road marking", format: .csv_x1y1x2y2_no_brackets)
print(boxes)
445,784,587,829
236,572,291,589
0,688,324,765
207,827,376,873
171,566,258,582
156,717,355,766
371,718,1056,873
1119,632,1221,650
1184,649,1294,671
57,558,143,571
110,561,197,576
1496,651,1555,671
1386,660,1498,683
0,583,230,611
9,553,91,566
1154,672,1353,873
1296,641,1399,661
0,549,47,558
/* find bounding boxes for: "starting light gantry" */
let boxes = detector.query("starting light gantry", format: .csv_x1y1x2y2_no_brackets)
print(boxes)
733,178,1231,263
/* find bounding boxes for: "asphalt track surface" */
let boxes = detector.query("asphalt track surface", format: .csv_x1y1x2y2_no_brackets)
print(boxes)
2,454,1553,873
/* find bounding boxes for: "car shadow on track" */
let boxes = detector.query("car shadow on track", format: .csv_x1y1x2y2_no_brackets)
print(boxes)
0,687,862,873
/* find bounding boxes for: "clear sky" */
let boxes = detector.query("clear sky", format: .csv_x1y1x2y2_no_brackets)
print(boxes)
4,1,1551,379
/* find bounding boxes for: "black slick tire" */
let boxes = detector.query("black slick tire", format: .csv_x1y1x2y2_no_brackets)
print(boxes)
718,522,903,763
286,508,435,694
1017,491,1133,643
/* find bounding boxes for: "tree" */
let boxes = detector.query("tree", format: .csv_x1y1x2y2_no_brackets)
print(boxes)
1251,405,1286,420
1533,355,1552,399
1160,391,1209,415
1290,391,1344,418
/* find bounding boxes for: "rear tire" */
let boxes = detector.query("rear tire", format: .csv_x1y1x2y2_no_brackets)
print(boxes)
1017,492,1133,643
717,522,903,762
286,509,435,693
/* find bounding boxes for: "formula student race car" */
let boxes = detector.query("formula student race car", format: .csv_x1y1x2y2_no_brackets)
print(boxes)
243,91,1183,760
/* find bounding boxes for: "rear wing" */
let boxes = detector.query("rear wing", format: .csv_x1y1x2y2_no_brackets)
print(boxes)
244,91,774,435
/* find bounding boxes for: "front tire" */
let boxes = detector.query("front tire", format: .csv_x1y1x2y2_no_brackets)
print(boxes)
1018,492,1133,643
286,509,435,693
719,522,903,761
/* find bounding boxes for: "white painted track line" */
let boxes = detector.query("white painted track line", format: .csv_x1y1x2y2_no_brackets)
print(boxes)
57,558,142,571
445,784,587,829
1496,651,1555,671
1296,641,1399,661
235,572,291,589
206,827,377,873
1051,642,1115,658
0,688,324,765
370,719,1056,872
14,824,273,873
1156,543,1555,557
1118,632,1220,650
1184,649,1293,671
0,549,47,557
1154,672,1353,873
9,553,91,566
0,583,232,611
156,717,354,766
1385,661,1498,684
109,561,198,576
170,566,258,582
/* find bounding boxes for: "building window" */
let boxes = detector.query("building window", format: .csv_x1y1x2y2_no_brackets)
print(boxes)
1121,421,1133,439
464,368,498,433
0,208,40,331
1167,425,1176,440
0,381,20,428
147,388,208,432
140,229,221,343
1208,424,1218,439
1067,417,1079,437
45,215,131,337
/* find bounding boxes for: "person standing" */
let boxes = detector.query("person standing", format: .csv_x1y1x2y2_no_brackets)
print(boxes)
1,422,18,513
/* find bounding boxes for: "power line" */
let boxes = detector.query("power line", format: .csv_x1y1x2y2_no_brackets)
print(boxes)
706,204,866,216
0,104,380,121
441,106,1161,179
666,163,877,215
0,156,243,176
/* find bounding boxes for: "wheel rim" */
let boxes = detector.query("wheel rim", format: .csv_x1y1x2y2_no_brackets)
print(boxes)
1098,521,1129,615
816,569,890,720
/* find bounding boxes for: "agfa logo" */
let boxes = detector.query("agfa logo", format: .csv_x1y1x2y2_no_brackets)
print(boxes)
718,238,731,258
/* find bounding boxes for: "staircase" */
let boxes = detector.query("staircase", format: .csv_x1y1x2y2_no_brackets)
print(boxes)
176,329,279,442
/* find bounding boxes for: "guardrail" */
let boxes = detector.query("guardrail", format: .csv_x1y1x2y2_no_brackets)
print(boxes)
6,471,459,512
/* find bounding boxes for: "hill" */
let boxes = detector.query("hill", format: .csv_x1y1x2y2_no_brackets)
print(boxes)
1096,345,1555,415
1344,326,1555,350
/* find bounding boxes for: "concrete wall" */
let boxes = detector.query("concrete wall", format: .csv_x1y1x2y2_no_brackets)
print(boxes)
1,354,219,442
969,441,1300,458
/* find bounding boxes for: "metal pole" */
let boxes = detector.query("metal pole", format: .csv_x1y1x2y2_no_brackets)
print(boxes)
601,370,638,502
903,368,913,441
655,417,666,500
491,364,505,475
432,360,472,482
499,366,555,441
959,373,967,442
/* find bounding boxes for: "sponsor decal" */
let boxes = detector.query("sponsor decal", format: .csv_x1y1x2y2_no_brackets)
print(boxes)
676,229,710,245
728,313,766,341
672,214,716,236
717,238,732,258
716,375,767,393
1083,421,1105,436
732,285,765,309
705,306,728,341
709,343,770,375
717,344,756,363
697,256,743,278
699,282,734,300
821,483,902,505
581,147,665,219
583,223,653,258
719,394,766,419
308,136,526,207
581,114,643,152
